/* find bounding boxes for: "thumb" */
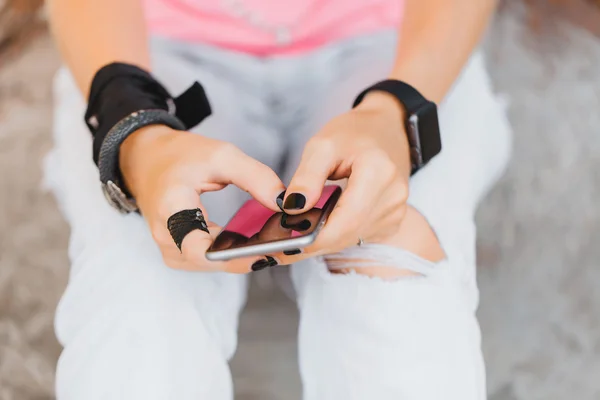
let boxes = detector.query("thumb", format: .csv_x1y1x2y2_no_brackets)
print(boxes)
282,144,337,214
213,145,286,211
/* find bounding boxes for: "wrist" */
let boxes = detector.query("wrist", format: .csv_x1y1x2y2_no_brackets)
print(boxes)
121,124,173,154
119,125,174,197
355,91,406,121
353,80,442,176
355,92,411,176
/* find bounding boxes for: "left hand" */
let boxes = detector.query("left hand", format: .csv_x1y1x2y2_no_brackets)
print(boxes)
280,92,412,256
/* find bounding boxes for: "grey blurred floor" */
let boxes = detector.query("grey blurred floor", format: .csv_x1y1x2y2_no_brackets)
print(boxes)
1,6,599,400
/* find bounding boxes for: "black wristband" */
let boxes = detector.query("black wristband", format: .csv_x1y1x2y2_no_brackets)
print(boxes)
85,62,212,165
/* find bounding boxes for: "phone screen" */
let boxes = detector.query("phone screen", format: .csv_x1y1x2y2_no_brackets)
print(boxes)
208,185,341,254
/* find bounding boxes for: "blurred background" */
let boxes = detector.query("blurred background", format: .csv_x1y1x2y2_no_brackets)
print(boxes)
1,0,599,399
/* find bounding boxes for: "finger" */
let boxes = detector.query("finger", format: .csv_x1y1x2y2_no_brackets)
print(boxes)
255,213,294,242
266,209,333,264
283,138,339,214
279,213,313,232
306,152,395,254
158,185,262,272
162,233,264,273
180,230,264,273
159,185,220,270
213,145,286,211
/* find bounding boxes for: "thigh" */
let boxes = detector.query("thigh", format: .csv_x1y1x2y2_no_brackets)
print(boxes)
287,34,511,399
295,257,486,400
53,223,241,399
49,69,242,400
45,40,283,398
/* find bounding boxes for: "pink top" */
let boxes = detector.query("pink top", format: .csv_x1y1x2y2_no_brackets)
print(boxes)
144,0,403,55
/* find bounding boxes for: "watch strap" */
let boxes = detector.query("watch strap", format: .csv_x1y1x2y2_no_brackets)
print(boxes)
352,79,429,112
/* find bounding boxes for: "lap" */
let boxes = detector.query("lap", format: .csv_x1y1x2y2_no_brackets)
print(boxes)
46,31,507,399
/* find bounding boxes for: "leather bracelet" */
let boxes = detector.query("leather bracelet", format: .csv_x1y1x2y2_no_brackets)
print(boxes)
97,109,185,213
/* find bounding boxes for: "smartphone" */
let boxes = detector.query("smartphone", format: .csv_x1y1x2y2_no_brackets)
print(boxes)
206,185,342,261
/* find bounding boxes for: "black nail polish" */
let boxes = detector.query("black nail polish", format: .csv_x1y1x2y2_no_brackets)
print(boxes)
251,258,270,271
283,248,302,256
280,215,311,231
296,219,311,231
283,193,306,210
251,256,278,271
276,191,286,211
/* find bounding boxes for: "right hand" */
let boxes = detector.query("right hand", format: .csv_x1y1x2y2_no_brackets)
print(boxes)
119,125,285,273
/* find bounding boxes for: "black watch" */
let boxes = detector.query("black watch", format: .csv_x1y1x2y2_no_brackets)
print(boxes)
353,79,442,175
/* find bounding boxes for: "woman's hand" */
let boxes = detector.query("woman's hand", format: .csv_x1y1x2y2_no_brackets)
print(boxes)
280,92,413,255
119,125,286,273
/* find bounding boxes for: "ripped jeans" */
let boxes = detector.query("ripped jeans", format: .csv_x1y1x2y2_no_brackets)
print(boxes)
45,30,511,400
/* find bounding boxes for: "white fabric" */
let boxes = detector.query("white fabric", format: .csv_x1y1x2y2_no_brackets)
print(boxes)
45,30,511,399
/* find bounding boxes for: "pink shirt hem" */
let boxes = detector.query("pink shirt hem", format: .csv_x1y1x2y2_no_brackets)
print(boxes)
144,0,402,56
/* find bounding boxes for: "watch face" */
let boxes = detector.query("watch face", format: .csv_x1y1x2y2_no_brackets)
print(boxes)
414,102,442,164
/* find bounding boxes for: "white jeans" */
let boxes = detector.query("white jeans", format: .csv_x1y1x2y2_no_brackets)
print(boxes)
45,31,511,400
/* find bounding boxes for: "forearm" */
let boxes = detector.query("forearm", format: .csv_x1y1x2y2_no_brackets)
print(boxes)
47,0,150,96
391,0,497,104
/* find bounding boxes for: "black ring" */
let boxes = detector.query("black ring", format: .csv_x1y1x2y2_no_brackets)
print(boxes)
167,208,210,251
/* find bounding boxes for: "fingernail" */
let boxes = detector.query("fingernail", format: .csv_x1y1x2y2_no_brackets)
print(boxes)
296,220,311,231
283,248,302,256
276,191,286,211
251,259,270,271
283,193,306,210
251,256,278,271
280,215,311,231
